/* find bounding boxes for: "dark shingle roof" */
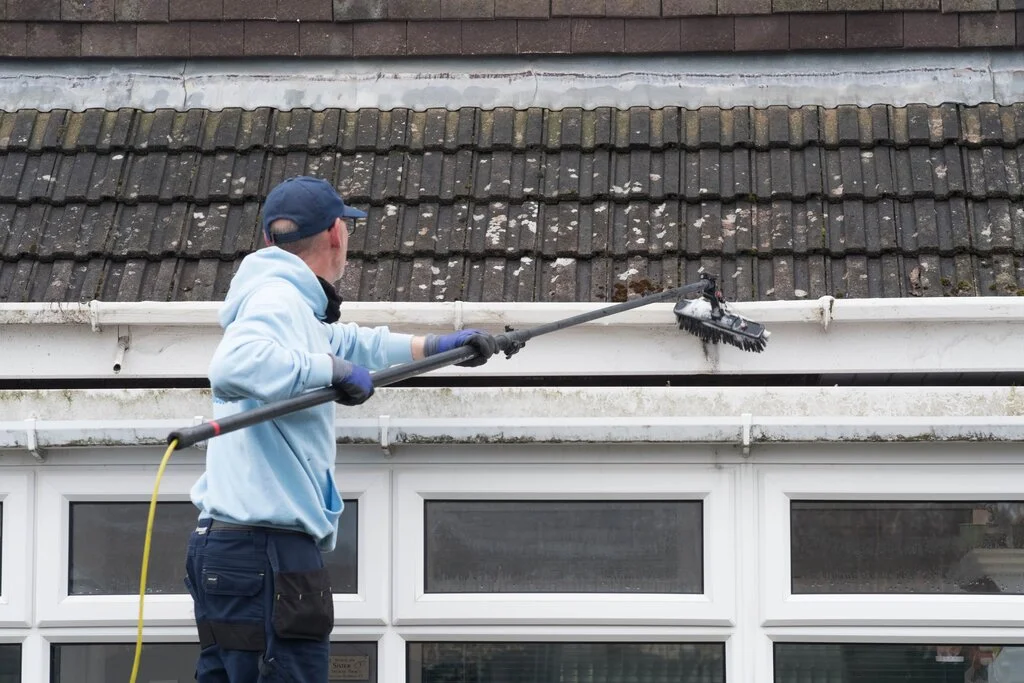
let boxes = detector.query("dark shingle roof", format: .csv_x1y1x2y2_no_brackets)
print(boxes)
0,8,1020,58
2,103,1024,304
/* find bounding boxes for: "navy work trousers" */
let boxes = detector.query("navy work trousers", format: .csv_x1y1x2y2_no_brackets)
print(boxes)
184,518,333,682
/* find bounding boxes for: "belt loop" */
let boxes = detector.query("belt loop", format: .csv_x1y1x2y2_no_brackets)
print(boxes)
252,527,268,556
198,518,213,546
264,534,282,574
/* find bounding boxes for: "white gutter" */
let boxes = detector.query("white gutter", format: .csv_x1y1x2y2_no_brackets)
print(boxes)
3,416,1024,453
4,296,1024,330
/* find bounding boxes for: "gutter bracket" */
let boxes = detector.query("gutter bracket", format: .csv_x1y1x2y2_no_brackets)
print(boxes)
379,415,391,456
89,300,101,332
453,300,464,331
819,296,834,331
26,418,44,462
741,412,752,457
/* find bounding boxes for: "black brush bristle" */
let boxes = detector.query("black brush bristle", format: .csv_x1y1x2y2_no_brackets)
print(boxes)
673,299,769,353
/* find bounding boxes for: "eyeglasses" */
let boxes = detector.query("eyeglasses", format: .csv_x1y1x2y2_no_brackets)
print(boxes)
339,218,356,236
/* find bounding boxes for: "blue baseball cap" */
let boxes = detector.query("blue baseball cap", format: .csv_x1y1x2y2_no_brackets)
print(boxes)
261,175,367,245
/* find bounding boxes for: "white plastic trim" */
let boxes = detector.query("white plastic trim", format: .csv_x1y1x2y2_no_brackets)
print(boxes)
0,471,33,627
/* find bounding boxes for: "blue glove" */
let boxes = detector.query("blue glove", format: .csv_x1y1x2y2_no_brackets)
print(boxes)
424,329,499,367
330,357,374,406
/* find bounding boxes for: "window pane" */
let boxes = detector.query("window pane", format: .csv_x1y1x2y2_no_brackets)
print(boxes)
0,644,19,683
50,642,375,683
791,500,1024,594
409,642,724,683
69,502,195,595
774,643,1022,683
328,500,358,594
425,500,702,593
51,643,195,683
69,500,358,595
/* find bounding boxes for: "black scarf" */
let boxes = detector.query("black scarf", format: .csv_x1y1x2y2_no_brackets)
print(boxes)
318,276,342,324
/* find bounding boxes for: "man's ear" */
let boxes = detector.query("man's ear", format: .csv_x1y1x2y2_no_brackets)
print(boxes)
328,218,343,248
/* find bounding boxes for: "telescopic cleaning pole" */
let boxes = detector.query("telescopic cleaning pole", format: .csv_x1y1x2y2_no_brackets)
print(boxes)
166,275,722,449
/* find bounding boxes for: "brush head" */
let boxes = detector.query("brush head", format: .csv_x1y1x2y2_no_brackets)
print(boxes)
673,296,770,353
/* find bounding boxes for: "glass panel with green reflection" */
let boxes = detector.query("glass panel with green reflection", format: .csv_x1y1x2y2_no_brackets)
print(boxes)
774,643,1023,683
50,641,376,682
408,642,725,683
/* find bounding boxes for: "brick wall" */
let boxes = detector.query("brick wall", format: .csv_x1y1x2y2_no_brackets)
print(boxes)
0,0,1020,57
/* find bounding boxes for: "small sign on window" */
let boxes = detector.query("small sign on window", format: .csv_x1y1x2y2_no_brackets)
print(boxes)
329,654,370,681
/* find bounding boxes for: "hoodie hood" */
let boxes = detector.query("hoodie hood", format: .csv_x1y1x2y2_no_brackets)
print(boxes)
220,247,328,328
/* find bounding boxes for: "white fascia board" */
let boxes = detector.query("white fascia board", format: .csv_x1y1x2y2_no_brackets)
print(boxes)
3,297,1024,379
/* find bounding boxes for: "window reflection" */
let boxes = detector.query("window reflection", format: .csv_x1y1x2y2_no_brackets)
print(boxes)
775,643,1024,683
0,644,18,683
408,642,725,683
791,501,1024,594
425,500,703,593
68,500,358,595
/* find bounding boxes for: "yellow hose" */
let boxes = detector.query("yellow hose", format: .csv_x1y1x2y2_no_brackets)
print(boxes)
129,438,178,683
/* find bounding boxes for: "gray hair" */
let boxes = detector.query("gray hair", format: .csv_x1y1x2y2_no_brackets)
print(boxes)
268,218,317,256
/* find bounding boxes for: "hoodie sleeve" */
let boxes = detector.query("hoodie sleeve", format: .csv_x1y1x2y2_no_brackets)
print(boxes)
208,284,335,403
327,321,415,370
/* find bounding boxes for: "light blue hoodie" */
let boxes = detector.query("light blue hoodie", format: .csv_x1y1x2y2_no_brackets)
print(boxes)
189,247,414,552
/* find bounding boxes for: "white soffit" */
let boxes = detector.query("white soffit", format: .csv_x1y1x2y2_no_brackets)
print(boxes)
1,296,1023,379
0,50,1020,112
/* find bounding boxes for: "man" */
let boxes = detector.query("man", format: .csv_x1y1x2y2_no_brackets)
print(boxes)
184,175,499,682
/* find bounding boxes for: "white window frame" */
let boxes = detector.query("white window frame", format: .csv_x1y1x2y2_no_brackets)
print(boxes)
332,467,390,626
35,465,390,627
0,470,32,627
761,463,1024,627
393,462,736,626
36,465,204,627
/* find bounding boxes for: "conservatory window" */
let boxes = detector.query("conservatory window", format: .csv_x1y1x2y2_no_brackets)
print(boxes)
395,459,735,625
36,466,389,626
762,463,1024,627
